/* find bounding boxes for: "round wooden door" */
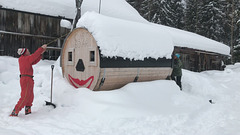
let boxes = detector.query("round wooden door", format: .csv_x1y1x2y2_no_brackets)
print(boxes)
61,28,100,90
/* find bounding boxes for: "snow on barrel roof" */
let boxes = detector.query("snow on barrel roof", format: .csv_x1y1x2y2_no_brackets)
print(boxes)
77,12,174,60
77,12,230,60
82,0,230,56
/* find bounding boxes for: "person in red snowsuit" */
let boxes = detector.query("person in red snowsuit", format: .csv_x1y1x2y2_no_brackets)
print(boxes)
10,45,47,116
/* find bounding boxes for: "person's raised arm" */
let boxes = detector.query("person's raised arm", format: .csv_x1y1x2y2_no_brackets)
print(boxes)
28,44,47,64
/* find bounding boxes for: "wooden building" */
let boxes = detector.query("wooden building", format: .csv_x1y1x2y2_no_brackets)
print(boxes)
174,47,227,72
156,24,230,72
0,7,72,59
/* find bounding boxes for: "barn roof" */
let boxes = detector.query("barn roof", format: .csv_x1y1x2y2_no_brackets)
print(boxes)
77,12,230,60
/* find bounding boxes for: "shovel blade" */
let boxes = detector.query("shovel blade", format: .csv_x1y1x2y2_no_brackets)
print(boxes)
45,101,56,108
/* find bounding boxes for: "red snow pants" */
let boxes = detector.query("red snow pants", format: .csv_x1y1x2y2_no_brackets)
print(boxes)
14,76,34,113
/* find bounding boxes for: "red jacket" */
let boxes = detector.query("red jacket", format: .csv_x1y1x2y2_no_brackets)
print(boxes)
19,47,44,76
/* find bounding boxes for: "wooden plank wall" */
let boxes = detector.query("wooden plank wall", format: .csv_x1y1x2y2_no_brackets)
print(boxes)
0,8,72,59
174,47,226,72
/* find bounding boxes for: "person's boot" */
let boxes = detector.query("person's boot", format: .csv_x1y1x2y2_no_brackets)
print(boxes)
25,106,31,115
10,109,18,117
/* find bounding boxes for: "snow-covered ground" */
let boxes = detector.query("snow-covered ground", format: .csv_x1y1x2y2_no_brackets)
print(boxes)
0,56,240,135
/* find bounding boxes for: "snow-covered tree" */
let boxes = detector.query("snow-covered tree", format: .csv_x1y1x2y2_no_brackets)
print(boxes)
158,0,175,26
185,0,200,33
197,0,226,42
224,0,240,62
173,0,185,29
232,0,240,62
135,0,184,29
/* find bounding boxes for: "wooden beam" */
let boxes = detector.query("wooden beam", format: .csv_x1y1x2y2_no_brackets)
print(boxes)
0,30,57,39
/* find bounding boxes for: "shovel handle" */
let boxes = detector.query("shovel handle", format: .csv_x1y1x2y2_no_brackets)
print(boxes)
46,33,69,46
50,65,54,102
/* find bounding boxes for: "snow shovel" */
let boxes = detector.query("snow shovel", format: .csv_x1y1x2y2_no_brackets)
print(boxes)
45,65,56,108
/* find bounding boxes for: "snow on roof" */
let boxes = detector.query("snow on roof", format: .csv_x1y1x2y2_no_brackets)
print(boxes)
155,24,230,55
81,0,230,56
81,0,148,24
77,12,174,60
237,19,240,24
0,0,148,23
77,12,230,60
0,0,75,18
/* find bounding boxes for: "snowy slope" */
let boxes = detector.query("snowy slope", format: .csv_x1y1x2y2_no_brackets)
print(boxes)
0,56,240,135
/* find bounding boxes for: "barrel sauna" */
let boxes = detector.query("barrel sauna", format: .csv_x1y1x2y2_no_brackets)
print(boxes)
61,28,172,91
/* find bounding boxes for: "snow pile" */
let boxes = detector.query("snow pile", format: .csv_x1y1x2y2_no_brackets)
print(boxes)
1,57,240,135
77,12,174,60
60,19,72,29
226,63,240,72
